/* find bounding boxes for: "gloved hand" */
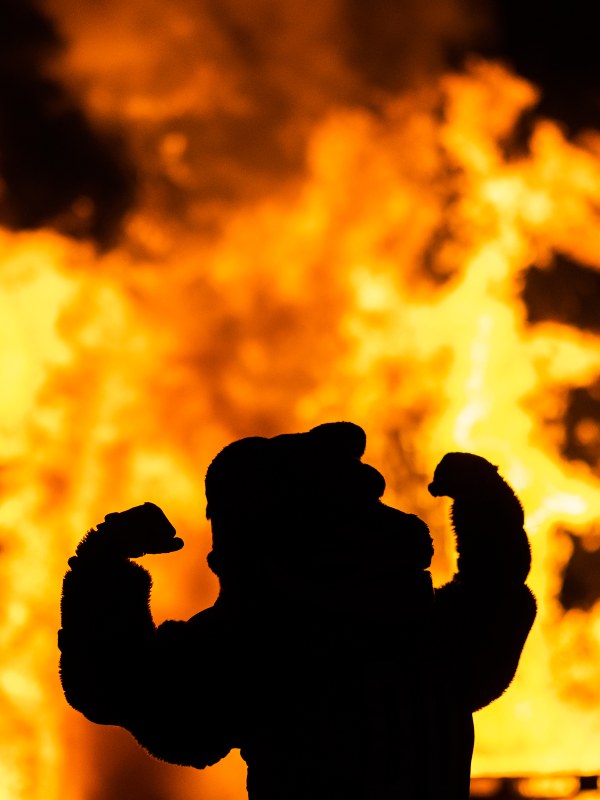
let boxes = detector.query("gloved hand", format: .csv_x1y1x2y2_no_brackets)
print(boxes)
97,502,184,558
428,452,511,503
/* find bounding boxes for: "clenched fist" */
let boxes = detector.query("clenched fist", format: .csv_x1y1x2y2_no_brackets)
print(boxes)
429,452,502,499
98,502,184,558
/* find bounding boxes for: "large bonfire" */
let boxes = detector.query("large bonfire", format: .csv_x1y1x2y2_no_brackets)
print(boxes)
2,2,600,798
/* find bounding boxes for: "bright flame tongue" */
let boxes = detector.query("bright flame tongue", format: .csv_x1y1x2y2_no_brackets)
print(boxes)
4,54,600,796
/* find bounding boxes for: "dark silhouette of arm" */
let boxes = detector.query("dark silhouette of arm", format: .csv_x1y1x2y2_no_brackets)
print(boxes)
430,454,537,712
59,507,234,768
59,530,155,724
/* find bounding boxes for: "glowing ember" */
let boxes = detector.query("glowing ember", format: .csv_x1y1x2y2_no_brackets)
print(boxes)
3,6,600,797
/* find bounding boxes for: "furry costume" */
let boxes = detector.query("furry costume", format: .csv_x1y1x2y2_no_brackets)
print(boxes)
59,423,536,799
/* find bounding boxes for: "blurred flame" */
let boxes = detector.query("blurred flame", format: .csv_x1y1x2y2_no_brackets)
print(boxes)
4,7,600,796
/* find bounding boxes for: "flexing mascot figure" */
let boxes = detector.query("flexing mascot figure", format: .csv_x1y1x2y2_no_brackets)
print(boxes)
59,422,536,799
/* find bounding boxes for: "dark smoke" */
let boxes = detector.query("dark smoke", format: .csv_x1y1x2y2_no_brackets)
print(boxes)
488,0,600,136
523,256,600,336
559,531,600,612
0,0,135,246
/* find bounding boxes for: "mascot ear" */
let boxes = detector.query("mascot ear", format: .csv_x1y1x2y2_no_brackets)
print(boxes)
308,422,367,458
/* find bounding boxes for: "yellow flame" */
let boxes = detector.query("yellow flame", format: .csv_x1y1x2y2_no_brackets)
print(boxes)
5,46,600,800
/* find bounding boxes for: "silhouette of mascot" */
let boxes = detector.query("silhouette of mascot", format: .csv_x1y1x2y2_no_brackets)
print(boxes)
59,422,536,799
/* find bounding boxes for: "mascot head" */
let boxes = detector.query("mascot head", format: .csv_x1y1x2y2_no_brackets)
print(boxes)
204,422,433,610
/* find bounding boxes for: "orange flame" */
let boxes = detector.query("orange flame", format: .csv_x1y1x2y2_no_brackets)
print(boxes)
4,8,600,796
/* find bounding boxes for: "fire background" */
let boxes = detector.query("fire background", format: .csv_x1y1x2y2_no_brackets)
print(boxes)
2,0,600,798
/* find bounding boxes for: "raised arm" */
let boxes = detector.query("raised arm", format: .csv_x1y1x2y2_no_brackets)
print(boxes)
430,454,537,711
59,503,234,768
